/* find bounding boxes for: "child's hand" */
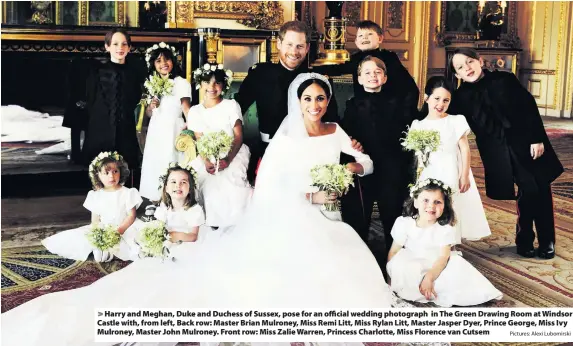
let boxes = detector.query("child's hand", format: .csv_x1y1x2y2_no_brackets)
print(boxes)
150,98,160,109
459,174,470,193
312,191,337,204
349,137,364,153
217,158,229,171
204,158,216,174
419,274,437,300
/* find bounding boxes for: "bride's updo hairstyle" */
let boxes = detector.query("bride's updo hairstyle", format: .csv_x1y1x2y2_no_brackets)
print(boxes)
296,78,332,100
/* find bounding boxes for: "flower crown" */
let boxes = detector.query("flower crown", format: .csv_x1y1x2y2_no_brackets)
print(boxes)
192,63,234,92
145,42,179,68
409,178,453,198
88,151,123,182
158,162,198,191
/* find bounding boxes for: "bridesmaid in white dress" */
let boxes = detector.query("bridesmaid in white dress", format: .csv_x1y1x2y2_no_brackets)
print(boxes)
1,74,402,346
387,179,503,307
139,43,191,201
188,64,253,227
42,151,142,262
411,76,491,243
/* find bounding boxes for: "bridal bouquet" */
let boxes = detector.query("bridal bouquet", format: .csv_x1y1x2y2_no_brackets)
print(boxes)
137,220,173,260
196,130,233,173
142,72,174,106
310,163,355,212
86,224,121,253
401,127,441,179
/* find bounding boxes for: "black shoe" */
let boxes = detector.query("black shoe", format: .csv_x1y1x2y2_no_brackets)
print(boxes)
516,246,535,258
537,242,555,259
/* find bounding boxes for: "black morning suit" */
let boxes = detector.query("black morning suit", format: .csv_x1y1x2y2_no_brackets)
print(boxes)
449,70,563,255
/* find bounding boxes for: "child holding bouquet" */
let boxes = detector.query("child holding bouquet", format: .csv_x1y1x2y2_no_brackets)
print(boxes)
136,163,207,260
387,179,502,307
42,152,142,262
187,64,253,228
139,42,192,201
408,76,490,243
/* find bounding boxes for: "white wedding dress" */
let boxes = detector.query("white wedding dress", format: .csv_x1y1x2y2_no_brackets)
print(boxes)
139,76,190,201
1,74,401,346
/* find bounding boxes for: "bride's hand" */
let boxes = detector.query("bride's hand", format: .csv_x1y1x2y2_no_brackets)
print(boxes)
312,191,337,204
459,174,470,193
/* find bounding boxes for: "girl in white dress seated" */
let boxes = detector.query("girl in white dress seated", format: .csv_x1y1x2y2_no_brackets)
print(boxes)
387,178,503,307
139,42,191,201
42,151,142,262
187,64,253,228
411,76,490,243
152,163,206,245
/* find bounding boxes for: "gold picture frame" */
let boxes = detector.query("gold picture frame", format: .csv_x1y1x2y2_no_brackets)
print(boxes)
79,1,126,26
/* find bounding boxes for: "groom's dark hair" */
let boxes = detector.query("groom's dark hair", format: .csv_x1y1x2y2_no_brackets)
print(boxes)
297,78,331,100
279,21,311,43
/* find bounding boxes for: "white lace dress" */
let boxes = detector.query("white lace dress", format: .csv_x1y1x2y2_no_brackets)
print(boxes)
139,76,190,201
387,216,503,307
41,186,143,261
187,99,253,227
1,125,409,346
410,115,491,243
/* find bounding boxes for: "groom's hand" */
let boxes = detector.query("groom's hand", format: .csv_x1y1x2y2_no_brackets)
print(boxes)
349,137,364,152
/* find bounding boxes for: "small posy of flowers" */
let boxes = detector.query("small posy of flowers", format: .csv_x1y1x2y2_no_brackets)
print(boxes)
196,131,233,172
86,224,121,252
145,41,178,68
409,178,453,198
88,151,122,184
142,72,175,105
192,63,233,92
310,164,355,212
401,127,441,178
137,220,172,260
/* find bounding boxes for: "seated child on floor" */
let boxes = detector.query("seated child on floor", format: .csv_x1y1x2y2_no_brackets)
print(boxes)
387,178,503,307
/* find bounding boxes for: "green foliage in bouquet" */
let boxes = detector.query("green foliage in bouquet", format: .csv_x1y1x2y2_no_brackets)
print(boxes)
310,164,355,212
196,130,233,163
86,224,121,251
142,72,175,105
138,220,171,259
401,127,441,179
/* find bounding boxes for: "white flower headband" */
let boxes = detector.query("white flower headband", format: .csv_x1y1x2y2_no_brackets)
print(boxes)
145,42,179,68
409,178,453,197
89,151,123,182
192,63,234,93
158,162,198,190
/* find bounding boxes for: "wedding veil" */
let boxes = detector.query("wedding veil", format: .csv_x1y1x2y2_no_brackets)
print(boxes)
274,72,333,139
252,72,333,204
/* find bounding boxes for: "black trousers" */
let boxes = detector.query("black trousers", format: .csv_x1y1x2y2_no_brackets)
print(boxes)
515,181,556,249
341,173,410,267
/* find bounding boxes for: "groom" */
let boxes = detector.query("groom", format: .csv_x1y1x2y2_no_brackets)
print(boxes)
236,21,340,182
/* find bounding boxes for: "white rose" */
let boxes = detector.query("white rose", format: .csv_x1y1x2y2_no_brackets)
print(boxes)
218,64,224,69
210,65,216,71
159,42,166,48
196,84,200,90
153,44,158,49
225,70,233,77
203,64,210,70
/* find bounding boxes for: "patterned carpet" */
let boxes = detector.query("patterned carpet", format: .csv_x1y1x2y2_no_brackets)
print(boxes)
1,128,572,311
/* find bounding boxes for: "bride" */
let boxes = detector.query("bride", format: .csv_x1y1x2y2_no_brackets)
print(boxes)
2,73,399,346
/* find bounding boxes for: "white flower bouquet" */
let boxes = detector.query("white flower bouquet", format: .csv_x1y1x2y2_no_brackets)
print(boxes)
196,130,233,173
86,224,121,253
401,127,441,179
137,220,172,260
310,164,355,212
142,72,175,105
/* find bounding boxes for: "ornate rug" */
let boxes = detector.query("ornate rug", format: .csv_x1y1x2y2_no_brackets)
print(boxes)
1,246,129,312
